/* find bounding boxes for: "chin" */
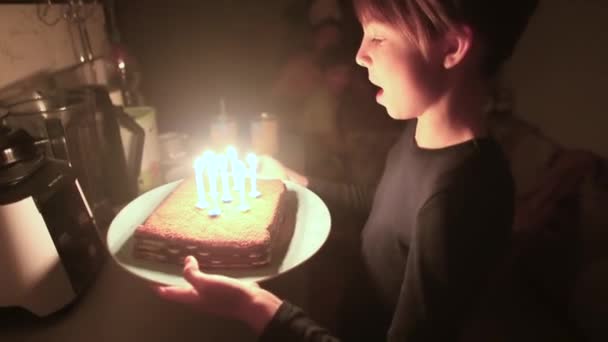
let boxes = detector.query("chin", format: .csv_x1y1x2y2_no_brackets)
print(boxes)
385,111,401,120
385,106,413,121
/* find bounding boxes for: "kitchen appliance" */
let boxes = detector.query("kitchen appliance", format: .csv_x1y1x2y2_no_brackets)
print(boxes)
4,88,144,228
123,106,160,193
4,91,106,222
71,86,145,205
0,125,106,317
158,131,191,183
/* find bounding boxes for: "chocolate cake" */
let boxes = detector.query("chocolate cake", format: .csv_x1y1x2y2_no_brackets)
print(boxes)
132,178,288,268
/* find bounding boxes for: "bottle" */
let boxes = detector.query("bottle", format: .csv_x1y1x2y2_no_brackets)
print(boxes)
209,98,239,150
250,112,279,156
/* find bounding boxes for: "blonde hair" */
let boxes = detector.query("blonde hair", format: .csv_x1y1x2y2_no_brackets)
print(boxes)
353,0,539,77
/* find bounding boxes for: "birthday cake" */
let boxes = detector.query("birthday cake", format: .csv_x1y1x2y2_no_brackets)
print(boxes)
132,177,290,268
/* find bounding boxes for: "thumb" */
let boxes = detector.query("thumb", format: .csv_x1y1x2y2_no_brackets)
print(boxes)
183,256,208,287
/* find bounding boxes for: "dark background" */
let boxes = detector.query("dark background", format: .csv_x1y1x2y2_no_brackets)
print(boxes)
105,0,608,157
113,0,306,137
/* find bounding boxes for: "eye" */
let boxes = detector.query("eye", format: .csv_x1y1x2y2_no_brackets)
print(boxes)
368,35,384,44
362,25,385,45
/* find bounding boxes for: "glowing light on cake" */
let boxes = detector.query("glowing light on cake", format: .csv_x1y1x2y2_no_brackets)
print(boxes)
226,146,238,190
246,153,261,198
194,148,260,215
235,160,250,212
203,151,221,216
193,156,209,209
218,155,233,203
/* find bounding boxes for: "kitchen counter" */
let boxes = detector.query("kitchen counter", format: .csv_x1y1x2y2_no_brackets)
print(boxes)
1,252,312,342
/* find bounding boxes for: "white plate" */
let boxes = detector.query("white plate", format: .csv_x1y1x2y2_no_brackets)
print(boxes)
106,179,331,286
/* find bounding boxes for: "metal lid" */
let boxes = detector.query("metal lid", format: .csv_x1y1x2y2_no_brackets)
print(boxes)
0,127,39,168
0,127,44,187
7,93,82,115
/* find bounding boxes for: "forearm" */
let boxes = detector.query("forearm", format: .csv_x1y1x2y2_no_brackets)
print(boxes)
239,288,341,341
258,301,341,342
239,287,283,335
284,165,374,215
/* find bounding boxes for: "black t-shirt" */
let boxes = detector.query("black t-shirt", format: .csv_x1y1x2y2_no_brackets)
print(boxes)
260,119,515,341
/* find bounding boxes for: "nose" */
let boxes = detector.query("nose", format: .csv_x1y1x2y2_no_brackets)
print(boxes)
355,43,370,68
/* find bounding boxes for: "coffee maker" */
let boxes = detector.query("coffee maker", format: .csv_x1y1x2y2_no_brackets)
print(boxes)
0,123,106,317
4,87,144,229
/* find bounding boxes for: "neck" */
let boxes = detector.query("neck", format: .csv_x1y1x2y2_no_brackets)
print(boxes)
415,77,488,149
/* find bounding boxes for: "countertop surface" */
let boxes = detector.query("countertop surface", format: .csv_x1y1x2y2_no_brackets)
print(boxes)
1,132,312,342
1,252,311,342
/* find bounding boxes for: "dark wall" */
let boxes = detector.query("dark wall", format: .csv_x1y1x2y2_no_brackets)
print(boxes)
504,0,608,157
115,0,608,157
115,0,294,138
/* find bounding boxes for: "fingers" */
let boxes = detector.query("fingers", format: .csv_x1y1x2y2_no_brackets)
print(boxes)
181,255,256,291
154,286,199,305
152,256,205,305
184,255,199,271
183,256,211,287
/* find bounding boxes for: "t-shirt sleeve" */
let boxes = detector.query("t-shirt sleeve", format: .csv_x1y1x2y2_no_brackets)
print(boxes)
307,177,375,215
387,183,513,341
258,301,342,342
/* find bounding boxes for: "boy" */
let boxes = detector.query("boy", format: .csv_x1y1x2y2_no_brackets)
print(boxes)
155,0,539,340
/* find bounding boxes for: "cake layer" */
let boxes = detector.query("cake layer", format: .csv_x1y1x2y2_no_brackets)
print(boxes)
133,178,287,268
132,238,270,268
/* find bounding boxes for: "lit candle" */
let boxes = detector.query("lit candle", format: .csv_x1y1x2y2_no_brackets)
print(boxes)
203,151,217,197
246,153,261,198
226,146,238,190
235,160,250,212
204,151,221,216
193,156,209,209
218,154,232,203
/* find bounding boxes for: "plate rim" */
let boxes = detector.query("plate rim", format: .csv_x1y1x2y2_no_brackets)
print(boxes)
106,178,331,285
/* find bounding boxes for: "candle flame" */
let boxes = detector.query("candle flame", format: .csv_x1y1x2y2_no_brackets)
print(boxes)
192,156,203,169
226,146,237,158
193,148,259,213
218,155,228,170
202,150,215,161
246,153,257,167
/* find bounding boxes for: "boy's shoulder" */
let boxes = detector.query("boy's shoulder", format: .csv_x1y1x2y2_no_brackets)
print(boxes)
432,138,514,197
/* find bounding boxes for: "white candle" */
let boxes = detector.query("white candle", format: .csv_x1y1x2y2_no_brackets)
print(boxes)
204,151,218,197
204,151,221,216
226,146,238,190
235,160,250,212
193,156,208,209
246,153,261,198
218,154,232,203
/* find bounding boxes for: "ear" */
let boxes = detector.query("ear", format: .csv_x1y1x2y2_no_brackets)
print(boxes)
442,25,473,70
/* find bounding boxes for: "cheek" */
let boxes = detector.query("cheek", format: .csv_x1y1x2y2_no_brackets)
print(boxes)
385,70,435,118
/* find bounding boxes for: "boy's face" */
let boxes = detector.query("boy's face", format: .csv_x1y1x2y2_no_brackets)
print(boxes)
355,20,443,120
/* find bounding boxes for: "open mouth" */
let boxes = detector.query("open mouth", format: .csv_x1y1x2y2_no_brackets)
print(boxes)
375,86,384,102
368,77,384,103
